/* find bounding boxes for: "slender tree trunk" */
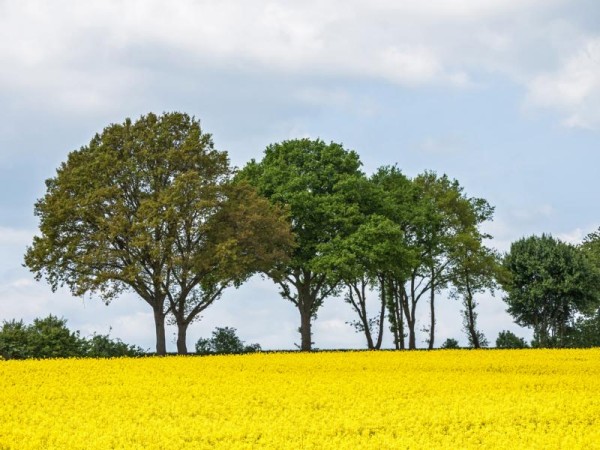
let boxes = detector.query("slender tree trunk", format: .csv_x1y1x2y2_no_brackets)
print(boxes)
374,276,386,350
428,267,435,350
401,281,417,350
176,321,189,354
387,280,400,350
399,301,405,350
153,308,167,355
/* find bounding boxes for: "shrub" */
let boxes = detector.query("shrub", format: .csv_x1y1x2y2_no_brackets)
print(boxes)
195,327,261,355
496,330,529,349
441,338,460,349
84,332,145,358
0,315,144,359
0,319,32,360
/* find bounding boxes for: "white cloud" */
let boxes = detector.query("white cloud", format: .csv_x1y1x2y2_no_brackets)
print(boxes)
2,0,598,126
526,37,600,128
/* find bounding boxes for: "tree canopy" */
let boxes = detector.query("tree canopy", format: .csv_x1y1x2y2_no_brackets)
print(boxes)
25,112,293,355
501,234,600,347
239,138,364,351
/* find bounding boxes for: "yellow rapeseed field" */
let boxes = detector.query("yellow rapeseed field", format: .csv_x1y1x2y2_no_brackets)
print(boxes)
1,349,599,449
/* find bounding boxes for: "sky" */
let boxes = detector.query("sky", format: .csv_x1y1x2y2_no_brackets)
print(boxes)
1,0,599,351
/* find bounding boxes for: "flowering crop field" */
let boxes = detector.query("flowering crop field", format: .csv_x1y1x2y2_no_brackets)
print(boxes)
1,349,599,449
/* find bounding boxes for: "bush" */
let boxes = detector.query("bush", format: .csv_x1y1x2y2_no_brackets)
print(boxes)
83,332,145,357
0,315,144,359
496,330,529,349
441,338,460,349
195,327,261,355
0,319,32,360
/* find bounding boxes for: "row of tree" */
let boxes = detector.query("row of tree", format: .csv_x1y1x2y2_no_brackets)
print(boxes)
23,112,600,354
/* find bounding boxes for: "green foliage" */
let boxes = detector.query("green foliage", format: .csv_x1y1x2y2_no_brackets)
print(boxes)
562,312,600,348
83,332,145,358
238,138,364,351
0,315,144,359
24,112,293,355
0,319,33,359
441,338,460,349
25,315,84,359
501,234,600,348
195,327,261,355
495,330,529,349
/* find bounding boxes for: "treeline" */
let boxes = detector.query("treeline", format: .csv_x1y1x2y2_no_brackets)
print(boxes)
22,112,600,355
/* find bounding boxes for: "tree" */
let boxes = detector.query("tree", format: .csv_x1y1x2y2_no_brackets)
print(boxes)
495,330,528,349
373,168,493,349
316,214,409,349
501,234,600,348
25,112,293,355
369,167,415,350
239,139,364,351
448,235,499,349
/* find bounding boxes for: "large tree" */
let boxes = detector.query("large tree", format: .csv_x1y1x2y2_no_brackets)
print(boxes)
25,112,293,355
239,138,364,351
501,234,600,347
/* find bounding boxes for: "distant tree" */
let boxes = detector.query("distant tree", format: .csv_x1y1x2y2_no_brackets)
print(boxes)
501,234,600,348
195,327,261,355
239,139,364,351
25,112,293,355
495,330,528,349
441,338,460,349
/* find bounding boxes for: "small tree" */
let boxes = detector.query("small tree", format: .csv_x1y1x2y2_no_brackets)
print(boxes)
495,330,528,349
195,327,261,355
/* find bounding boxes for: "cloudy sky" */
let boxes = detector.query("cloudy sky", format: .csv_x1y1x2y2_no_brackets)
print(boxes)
1,0,599,351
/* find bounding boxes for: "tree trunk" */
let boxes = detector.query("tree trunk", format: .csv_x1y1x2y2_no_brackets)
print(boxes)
428,267,435,350
374,276,386,350
400,282,417,350
299,306,313,351
398,294,405,350
465,282,480,349
176,321,189,354
153,308,167,356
